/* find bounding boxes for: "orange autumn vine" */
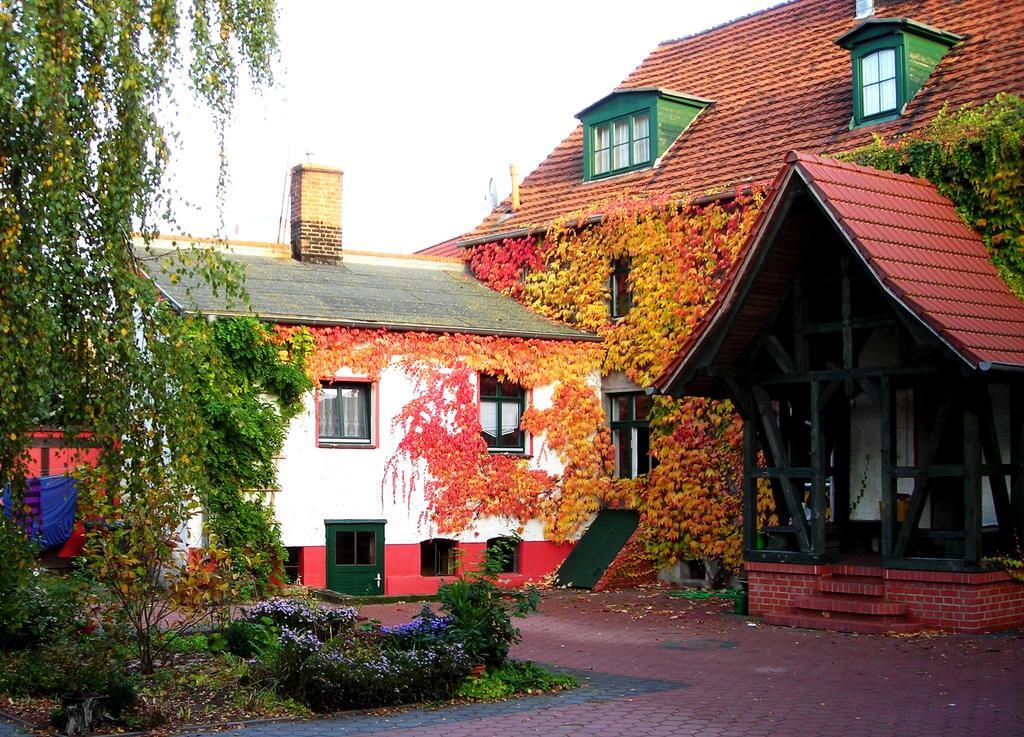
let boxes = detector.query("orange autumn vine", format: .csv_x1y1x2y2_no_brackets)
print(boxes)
274,326,613,541
469,192,777,572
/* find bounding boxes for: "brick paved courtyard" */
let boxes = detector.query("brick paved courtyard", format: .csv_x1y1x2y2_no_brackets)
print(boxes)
2,589,1020,736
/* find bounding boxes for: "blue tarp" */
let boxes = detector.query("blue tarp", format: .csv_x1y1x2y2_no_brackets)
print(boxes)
2,475,78,549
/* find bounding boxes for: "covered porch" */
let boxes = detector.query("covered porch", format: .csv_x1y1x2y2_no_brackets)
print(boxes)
656,152,1024,632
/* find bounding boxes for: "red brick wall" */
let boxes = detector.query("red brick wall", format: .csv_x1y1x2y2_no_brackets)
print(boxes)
748,562,830,614
747,561,1024,633
884,570,1024,634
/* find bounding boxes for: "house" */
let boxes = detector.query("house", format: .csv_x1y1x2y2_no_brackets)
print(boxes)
430,0,1024,627
145,164,605,596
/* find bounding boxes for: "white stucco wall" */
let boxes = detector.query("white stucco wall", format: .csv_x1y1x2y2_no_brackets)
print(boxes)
273,358,597,548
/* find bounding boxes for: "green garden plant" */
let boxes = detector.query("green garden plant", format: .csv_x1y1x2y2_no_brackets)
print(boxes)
436,536,539,668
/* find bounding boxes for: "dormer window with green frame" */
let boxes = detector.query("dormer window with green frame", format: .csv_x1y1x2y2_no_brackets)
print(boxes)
836,18,960,128
577,88,711,182
593,112,650,176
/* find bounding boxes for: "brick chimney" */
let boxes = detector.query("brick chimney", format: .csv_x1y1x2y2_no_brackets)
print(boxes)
289,163,343,264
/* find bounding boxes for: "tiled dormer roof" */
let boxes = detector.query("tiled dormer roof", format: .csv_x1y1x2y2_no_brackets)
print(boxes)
446,0,1024,249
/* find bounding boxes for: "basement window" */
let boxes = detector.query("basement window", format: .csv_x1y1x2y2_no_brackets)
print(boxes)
420,538,458,577
486,536,521,574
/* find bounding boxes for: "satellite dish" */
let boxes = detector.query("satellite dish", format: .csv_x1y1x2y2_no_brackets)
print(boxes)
487,178,498,209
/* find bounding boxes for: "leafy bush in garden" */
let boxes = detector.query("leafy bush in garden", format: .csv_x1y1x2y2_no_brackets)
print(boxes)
435,537,539,668
224,619,279,658
244,598,470,711
0,571,87,651
0,633,137,715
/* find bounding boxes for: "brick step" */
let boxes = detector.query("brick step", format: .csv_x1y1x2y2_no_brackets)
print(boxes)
762,611,922,635
819,575,884,597
795,594,906,617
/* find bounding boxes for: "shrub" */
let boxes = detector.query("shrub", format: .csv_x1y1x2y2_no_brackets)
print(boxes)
296,641,470,711
437,537,538,668
0,633,137,716
0,572,88,651
240,598,357,641
224,619,278,658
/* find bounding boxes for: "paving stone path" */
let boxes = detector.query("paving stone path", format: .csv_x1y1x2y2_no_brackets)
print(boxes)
3,589,1021,736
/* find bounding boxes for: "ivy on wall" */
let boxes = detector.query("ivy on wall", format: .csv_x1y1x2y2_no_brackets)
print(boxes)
273,327,612,542
471,195,770,572
190,317,313,589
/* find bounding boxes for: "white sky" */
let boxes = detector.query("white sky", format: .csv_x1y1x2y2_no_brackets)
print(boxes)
162,0,781,254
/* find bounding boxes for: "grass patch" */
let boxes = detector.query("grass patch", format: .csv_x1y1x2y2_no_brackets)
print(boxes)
456,661,578,701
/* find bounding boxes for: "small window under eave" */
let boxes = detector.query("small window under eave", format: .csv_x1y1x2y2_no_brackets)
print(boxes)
577,88,712,182
835,18,961,128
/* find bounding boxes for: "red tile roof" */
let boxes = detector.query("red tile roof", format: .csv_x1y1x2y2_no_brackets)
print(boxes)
461,0,1024,245
792,152,1024,368
656,151,1024,393
417,235,466,259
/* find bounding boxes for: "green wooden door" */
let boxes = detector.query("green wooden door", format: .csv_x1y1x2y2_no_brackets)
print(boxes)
555,509,639,588
325,520,385,595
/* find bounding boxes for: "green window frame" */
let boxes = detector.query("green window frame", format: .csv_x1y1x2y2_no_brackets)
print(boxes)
850,42,904,125
479,374,526,453
318,381,372,445
609,392,653,479
860,48,898,118
610,257,632,319
837,19,960,129
591,111,650,178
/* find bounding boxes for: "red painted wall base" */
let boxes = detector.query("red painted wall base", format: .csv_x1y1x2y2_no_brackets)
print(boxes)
299,540,573,596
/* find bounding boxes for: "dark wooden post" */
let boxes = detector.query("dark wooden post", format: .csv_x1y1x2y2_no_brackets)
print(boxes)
880,375,896,560
1012,383,1024,545
810,379,826,556
963,404,982,567
743,418,757,553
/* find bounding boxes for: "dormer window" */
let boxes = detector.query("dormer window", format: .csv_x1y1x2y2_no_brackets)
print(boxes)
593,113,650,176
577,88,711,182
837,19,960,128
861,48,897,117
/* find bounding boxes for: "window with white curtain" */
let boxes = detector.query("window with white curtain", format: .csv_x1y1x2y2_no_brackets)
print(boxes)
318,381,372,444
591,111,652,177
479,374,525,452
612,119,630,169
861,48,897,117
593,124,611,175
632,113,650,164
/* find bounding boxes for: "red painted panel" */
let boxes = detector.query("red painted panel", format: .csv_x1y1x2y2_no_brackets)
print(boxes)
519,540,573,576
459,542,486,573
377,540,573,596
300,546,326,588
